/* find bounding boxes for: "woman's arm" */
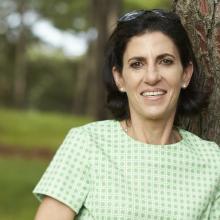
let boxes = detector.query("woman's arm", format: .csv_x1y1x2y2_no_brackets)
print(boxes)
34,196,76,220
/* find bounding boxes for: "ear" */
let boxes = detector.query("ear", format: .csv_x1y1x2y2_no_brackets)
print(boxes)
112,66,125,91
182,62,193,88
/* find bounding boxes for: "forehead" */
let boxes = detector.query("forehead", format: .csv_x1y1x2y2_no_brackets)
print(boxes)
124,31,180,59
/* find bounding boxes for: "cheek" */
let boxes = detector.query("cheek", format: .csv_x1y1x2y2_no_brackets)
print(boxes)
121,72,134,88
165,70,184,88
170,78,182,89
122,69,144,87
168,78,183,102
124,78,140,91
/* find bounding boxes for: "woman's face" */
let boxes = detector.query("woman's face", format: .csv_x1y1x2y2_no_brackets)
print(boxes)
113,31,193,122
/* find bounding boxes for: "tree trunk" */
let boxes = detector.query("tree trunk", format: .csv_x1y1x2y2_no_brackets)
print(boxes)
13,0,28,108
172,0,220,144
87,0,122,119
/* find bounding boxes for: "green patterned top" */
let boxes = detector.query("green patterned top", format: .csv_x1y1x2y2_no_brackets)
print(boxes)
33,120,220,220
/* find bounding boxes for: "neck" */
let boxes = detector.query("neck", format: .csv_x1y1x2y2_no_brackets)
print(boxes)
123,115,179,145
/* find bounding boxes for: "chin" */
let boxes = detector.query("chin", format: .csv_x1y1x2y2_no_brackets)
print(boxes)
141,108,175,121
143,114,165,121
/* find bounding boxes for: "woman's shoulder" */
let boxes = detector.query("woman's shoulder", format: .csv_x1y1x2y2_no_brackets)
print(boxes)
57,120,116,156
180,128,220,161
61,120,117,153
67,119,116,138
71,119,116,132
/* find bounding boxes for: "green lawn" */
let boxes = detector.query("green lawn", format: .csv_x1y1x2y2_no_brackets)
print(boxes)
0,108,92,150
0,109,92,219
0,157,49,220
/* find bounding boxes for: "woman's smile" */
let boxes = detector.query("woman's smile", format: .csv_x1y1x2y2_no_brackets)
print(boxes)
140,88,167,100
113,31,193,121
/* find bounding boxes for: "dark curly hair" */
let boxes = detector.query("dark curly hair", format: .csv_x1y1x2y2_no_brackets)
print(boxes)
103,9,209,122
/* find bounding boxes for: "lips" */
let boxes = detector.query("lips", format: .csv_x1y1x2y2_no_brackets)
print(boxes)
140,89,167,97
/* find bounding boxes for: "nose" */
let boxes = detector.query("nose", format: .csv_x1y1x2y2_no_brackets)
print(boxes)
143,64,161,85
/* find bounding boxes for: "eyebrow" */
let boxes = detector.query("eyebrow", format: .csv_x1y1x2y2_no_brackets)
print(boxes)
128,53,176,62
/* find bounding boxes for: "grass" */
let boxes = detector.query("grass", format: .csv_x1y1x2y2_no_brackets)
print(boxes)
0,108,92,219
0,157,49,220
0,108,92,150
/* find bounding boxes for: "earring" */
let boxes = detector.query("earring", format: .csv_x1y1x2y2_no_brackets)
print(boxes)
119,87,125,92
182,84,187,88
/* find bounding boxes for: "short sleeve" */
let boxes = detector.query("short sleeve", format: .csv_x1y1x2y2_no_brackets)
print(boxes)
209,185,220,219
33,127,92,213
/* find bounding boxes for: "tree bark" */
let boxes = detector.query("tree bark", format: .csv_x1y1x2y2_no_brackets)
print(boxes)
87,0,122,119
173,0,220,144
13,0,28,108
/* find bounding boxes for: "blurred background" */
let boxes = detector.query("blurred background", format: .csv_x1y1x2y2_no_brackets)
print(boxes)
0,0,171,219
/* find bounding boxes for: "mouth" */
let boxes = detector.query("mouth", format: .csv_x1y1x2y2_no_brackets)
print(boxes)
140,89,167,97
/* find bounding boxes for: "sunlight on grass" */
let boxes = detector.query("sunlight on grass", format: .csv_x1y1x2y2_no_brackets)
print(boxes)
0,108,92,150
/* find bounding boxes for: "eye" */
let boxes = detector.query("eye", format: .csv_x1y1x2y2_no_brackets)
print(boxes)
130,61,143,69
160,58,173,65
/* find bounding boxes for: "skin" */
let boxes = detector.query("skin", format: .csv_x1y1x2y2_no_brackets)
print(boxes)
34,196,76,220
113,31,193,145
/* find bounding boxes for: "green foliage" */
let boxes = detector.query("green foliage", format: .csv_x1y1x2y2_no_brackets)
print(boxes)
0,157,48,220
35,0,172,31
26,54,78,112
0,35,15,106
0,108,92,150
0,0,173,113
34,0,90,31
123,0,172,10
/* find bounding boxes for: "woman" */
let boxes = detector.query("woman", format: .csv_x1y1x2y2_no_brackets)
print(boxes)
33,9,220,220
